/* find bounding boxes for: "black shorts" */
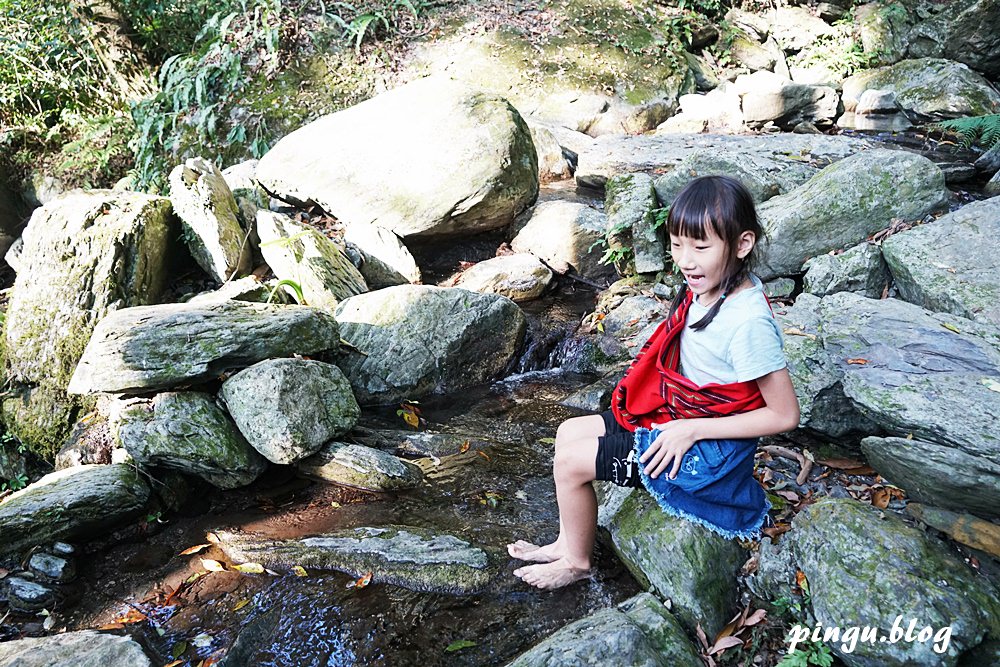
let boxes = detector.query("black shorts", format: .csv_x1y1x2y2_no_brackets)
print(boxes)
596,410,642,488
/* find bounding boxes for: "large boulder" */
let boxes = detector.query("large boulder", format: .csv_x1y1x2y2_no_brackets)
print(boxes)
256,77,538,239
334,286,526,403
906,0,1000,79
255,211,367,311
506,593,702,667
67,301,340,395
801,242,890,299
736,71,840,130
0,630,153,667
342,221,421,288
221,358,360,465
0,464,149,558
842,58,1000,121
168,157,252,283
753,498,1000,666
2,191,174,457
657,85,745,135
756,149,947,280
114,392,266,489
216,525,498,594
604,173,662,275
455,253,553,302
855,1,914,66
881,197,1000,325
511,201,611,279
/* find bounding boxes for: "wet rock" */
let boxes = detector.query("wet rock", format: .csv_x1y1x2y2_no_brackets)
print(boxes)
842,58,1000,121
256,77,538,239
342,221,421,288
67,301,340,395
511,201,611,279
217,525,498,594
0,464,149,558
334,286,526,404
576,133,867,190
506,593,701,667
882,197,1000,325
168,157,252,283
0,630,153,666
221,359,360,465
756,149,947,280
802,242,890,299
297,442,423,491
456,254,553,302
754,498,1000,666
28,552,75,582
737,71,840,130
597,487,745,636
528,124,573,182
2,577,56,613
115,392,266,489
256,211,367,311
51,542,74,556
604,173,662,275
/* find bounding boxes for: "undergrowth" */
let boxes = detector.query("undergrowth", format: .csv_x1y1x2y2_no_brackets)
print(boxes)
932,114,1000,150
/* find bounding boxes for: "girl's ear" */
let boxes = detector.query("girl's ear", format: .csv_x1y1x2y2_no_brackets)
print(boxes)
736,231,756,259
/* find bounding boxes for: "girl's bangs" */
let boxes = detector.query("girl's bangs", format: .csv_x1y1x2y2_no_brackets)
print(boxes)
668,195,717,240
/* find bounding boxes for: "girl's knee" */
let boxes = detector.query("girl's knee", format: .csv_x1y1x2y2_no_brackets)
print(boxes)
555,415,604,447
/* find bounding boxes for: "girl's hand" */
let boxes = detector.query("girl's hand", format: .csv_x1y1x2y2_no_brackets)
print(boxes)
640,419,701,480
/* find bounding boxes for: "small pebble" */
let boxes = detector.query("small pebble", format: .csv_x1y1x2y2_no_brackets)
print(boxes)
28,553,75,583
50,542,75,556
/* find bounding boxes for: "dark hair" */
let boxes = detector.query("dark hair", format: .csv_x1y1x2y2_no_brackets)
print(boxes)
665,175,766,331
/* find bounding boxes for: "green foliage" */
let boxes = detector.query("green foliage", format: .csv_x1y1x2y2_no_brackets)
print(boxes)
675,0,723,15
933,114,1000,149
114,0,245,58
1,472,27,492
267,278,306,304
788,28,878,78
776,640,834,667
331,0,425,53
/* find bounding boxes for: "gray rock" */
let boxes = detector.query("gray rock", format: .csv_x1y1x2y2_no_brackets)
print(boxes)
256,77,538,239
511,201,611,278
802,242,890,298
862,436,1000,520
765,6,838,52
67,301,340,395
115,392,266,489
656,86,744,135
342,221,420,288
906,0,1000,79
0,464,149,558
842,58,1000,121
28,552,75,582
576,133,868,189
986,170,1000,197
757,149,947,280
683,52,719,92
456,254,553,302
217,525,497,594
836,110,913,132
737,71,840,130
186,275,290,304
168,157,252,283
506,593,701,667
856,89,899,114
882,198,1000,324
762,498,1000,666
297,441,422,491
0,630,153,667
598,487,746,637
3,576,56,613
603,296,664,338
51,542,74,556
255,211,367,311
604,173,662,274
528,123,573,182
974,142,1000,175
855,1,913,65
334,286,526,403
763,277,796,299
221,359,360,465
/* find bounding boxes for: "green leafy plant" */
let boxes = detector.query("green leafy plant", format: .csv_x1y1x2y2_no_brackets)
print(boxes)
267,278,306,304
932,114,1000,149
776,639,834,667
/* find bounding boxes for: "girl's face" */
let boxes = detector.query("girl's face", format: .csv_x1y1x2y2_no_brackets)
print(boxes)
670,228,730,306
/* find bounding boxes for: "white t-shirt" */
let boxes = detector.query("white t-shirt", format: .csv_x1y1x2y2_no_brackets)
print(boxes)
678,273,786,386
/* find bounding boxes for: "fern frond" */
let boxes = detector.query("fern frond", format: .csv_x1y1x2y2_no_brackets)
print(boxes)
932,114,1000,149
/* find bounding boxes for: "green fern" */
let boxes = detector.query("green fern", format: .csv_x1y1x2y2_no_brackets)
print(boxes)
933,114,1000,149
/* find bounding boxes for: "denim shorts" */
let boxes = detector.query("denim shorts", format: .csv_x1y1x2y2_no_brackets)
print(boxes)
595,410,642,488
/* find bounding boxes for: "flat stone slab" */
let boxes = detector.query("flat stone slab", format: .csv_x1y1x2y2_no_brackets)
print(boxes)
217,525,498,594
0,630,153,667
297,442,423,491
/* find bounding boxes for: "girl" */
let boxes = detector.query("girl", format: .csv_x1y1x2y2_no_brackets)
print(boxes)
509,175,800,590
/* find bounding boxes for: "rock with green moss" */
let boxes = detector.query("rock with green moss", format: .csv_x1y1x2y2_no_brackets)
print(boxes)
855,1,914,66
342,221,420,289
455,254,553,302
511,201,610,278
737,71,840,130
598,488,746,637
802,241,890,298
766,6,839,52
2,191,174,456
756,149,947,280
882,198,1000,325
333,285,526,404
256,77,538,239
115,392,266,489
0,464,149,559
255,211,367,311
759,498,1000,666
576,133,867,189
861,435,1000,520
842,58,1000,121
216,525,498,594
168,157,252,283
605,173,662,274
0,630,154,667
220,358,359,465
906,0,1000,79
67,301,340,395
186,276,291,305
297,441,422,491
505,593,701,667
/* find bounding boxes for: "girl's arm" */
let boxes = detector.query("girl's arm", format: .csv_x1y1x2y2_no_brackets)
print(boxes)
641,367,800,479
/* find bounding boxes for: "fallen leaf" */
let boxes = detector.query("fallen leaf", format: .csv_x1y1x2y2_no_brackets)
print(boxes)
744,609,767,626
445,639,477,652
163,661,184,667
97,622,125,630
762,523,790,540
795,569,810,594
941,322,961,333
783,326,817,340
846,358,868,365
538,437,556,445
776,490,800,502
233,562,265,574
460,441,470,454
179,544,211,556
171,641,188,659
355,571,373,588
233,599,251,612
192,633,213,649
477,451,491,461
841,465,877,476
871,487,890,508
981,378,1000,393
817,457,865,470
200,559,225,572
291,565,307,577
708,635,744,654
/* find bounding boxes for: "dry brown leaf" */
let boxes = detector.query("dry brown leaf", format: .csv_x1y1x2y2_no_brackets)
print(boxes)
708,636,744,654
459,441,470,454
200,559,225,572
477,451,491,461
762,523,791,540
179,544,211,556
744,609,767,626
817,457,865,469
783,326,817,340
871,487,890,509
846,358,869,365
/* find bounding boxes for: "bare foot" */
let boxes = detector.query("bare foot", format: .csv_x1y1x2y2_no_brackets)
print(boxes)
507,539,563,563
513,558,591,589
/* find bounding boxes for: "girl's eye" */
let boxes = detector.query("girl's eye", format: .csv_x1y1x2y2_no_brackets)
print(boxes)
696,246,709,250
